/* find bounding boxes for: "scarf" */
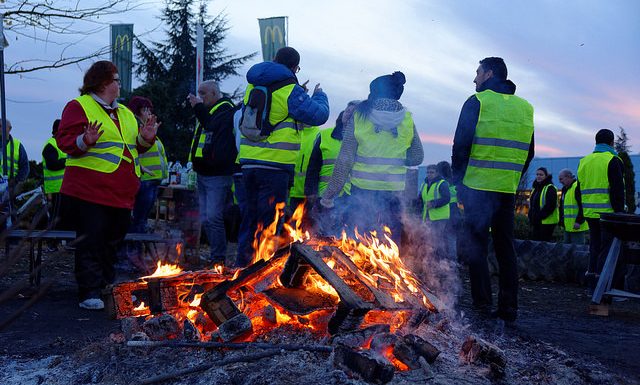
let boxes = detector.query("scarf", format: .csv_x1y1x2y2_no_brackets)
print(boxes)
594,143,617,156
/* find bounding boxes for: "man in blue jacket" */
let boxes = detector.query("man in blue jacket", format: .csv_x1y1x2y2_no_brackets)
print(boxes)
236,47,329,266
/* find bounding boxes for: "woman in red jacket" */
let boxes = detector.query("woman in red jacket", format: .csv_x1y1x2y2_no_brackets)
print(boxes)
56,61,158,310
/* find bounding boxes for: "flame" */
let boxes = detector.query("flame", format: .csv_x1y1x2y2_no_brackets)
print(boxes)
381,345,410,371
335,228,429,308
176,242,183,257
141,261,183,279
212,264,224,275
133,301,148,311
186,293,203,323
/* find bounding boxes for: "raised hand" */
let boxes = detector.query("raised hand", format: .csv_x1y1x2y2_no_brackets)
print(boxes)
84,121,104,146
140,114,160,142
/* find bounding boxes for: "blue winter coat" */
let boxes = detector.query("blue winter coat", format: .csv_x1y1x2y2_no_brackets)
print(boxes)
246,62,330,126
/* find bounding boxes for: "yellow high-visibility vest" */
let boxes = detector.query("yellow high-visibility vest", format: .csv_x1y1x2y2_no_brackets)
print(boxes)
351,111,414,191
420,179,450,221
563,181,589,232
189,100,235,161
577,151,617,218
66,95,140,177
42,137,66,193
238,83,301,171
463,90,534,194
140,138,168,181
290,126,320,199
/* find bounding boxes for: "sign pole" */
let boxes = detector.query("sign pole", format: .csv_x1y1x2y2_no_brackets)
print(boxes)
195,24,204,91
1,13,8,178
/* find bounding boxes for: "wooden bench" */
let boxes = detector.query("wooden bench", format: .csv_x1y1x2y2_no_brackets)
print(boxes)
4,230,172,286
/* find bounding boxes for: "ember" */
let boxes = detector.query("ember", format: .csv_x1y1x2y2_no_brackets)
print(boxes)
107,202,443,379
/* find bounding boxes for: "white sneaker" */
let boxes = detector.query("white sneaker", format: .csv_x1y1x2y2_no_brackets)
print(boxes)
79,298,105,310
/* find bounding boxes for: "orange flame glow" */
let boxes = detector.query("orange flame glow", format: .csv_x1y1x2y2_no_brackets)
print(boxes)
141,261,183,279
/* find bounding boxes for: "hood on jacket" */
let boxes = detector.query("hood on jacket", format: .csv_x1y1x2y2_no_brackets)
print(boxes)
478,77,516,95
366,98,407,135
246,61,296,86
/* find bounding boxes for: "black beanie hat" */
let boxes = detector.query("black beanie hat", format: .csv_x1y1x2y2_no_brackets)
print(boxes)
369,71,406,100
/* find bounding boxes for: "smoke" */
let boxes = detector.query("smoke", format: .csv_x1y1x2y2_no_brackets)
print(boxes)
400,213,462,313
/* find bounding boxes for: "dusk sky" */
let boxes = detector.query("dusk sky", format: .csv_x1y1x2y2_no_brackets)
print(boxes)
3,0,639,164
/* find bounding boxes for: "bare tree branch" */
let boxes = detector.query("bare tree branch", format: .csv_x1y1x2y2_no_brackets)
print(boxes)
1,0,157,74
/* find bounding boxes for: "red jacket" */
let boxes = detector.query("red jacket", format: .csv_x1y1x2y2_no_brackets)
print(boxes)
56,99,152,209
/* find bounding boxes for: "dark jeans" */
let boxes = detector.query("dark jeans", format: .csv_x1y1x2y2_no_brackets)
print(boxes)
343,187,403,247
531,222,556,242
197,175,233,259
62,194,131,301
459,187,518,320
585,217,624,289
234,173,251,267
237,168,290,267
130,180,160,233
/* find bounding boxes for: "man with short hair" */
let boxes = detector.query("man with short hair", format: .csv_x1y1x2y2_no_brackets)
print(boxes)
558,168,588,244
452,57,535,324
237,46,329,267
187,80,237,264
577,129,625,290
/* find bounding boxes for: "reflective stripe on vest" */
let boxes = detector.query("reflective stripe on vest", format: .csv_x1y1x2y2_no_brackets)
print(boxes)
421,180,450,222
563,181,589,232
351,111,414,191
290,126,320,198
42,137,67,193
140,138,168,181
189,100,235,161
1,137,21,178
577,151,616,218
238,83,300,171
318,128,350,196
462,90,534,194
67,95,140,176
539,184,559,225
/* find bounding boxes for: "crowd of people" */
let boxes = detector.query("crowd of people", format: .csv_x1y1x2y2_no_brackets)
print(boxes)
0,49,628,321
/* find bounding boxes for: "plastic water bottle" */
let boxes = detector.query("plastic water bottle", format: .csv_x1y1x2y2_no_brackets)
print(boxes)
168,161,177,185
174,161,183,185
185,162,197,190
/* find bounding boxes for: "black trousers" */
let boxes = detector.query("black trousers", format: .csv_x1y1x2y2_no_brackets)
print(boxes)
459,187,518,319
531,222,556,242
585,217,624,289
62,194,131,301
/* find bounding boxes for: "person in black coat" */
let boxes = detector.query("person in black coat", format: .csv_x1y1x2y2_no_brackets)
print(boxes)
528,167,558,241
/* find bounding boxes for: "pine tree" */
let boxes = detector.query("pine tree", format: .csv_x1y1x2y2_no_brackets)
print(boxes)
615,127,637,213
132,0,255,162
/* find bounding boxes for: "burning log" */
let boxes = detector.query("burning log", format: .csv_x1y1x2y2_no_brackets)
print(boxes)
333,344,395,384
291,243,372,310
460,335,506,378
216,313,253,342
330,324,390,348
391,334,441,369
142,314,181,341
328,302,371,335
183,319,201,341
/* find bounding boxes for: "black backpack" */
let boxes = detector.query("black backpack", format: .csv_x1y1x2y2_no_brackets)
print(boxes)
239,77,297,142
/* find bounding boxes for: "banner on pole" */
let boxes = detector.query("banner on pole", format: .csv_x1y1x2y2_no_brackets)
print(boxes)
196,24,204,91
110,24,134,96
258,17,287,62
